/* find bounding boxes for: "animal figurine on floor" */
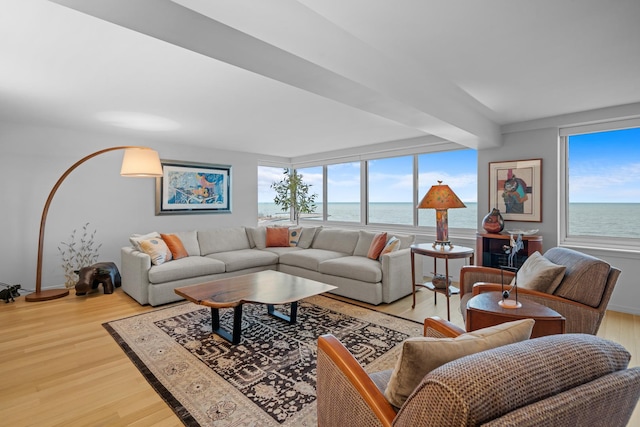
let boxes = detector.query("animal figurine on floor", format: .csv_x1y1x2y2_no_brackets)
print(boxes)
75,262,121,296
0,283,21,303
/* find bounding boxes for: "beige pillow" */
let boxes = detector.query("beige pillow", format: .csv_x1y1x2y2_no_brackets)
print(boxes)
384,319,534,408
129,231,160,251
297,226,321,249
138,238,172,265
379,236,400,258
511,251,566,293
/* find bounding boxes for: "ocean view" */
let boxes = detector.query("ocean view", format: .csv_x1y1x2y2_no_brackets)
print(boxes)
258,202,640,239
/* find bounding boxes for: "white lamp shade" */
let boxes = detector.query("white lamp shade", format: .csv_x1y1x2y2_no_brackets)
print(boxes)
120,148,163,177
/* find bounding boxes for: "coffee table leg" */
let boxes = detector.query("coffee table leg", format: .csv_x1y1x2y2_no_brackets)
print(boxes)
210,306,243,345
267,302,298,324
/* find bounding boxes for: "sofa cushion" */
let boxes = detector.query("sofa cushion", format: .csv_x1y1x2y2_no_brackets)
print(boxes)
297,226,322,249
129,231,160,251
288,227,302,247
247,227,267,249
312,228,360,254
279,249,347,271
160,233,188,260
391,233,415,249
368,233,388,260
353,230,378,257
545,248,611,307
384,319,535,408
206,249,278,272
172,230,200,256
319,256,382,283
198,227,251,255
148,256,226,283
380,236,400,258
139,238,172,265
261,246,303,256
511,251,566,293
266,227,289,247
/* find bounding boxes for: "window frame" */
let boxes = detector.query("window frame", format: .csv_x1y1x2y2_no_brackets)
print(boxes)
559,118,640,252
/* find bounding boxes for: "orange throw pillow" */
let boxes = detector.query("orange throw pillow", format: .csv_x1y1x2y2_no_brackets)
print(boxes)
266,227,289,247
367,232,388,259
160,233,189,260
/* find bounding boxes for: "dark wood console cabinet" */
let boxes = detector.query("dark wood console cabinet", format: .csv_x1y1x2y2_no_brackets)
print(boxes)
476,233,542,268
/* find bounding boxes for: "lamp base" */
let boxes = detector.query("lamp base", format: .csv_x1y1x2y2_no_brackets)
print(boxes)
432,240,454,250
498,299,522,309
25,288,70,302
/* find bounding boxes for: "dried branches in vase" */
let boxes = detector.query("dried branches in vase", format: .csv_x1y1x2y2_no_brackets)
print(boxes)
58,223,102,288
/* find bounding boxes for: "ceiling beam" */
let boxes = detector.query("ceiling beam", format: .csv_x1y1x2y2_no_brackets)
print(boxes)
50,0,501,149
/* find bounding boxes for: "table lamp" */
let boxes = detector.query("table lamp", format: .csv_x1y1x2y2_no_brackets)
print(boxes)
418,181,466,249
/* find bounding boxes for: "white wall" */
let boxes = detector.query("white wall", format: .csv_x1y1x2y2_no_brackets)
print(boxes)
0,121,261,292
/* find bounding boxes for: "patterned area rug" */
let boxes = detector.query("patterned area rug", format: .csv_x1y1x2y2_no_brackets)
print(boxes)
104,295,421,426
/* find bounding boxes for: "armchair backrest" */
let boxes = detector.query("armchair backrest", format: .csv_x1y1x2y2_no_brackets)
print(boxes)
393,334,640,427
544,247,620,309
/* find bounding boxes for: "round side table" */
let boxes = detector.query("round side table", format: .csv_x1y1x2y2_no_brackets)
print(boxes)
410,244,474,320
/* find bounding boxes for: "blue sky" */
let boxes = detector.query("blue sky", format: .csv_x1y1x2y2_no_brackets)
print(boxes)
569,127,640,203
258,149,477,203
259,127,640,205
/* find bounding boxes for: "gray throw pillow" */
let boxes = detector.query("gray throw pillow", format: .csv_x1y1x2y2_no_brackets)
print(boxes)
511,251,566,293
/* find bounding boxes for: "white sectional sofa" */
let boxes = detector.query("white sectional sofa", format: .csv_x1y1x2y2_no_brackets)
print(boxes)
121,226,415,306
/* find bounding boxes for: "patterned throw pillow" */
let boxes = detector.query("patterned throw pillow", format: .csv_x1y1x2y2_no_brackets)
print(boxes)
160,233,189,260
139,238,172,265
288,227,302,247
379,236,400,259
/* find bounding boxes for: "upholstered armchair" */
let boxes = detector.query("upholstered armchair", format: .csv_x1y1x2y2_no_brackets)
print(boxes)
316,317,640,427
459,247,621,334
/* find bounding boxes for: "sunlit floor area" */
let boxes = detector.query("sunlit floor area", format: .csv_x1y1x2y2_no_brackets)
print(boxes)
0,286,637,426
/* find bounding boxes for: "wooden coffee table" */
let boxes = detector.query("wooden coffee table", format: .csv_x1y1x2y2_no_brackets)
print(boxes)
174,270,337,344
466,291,566,338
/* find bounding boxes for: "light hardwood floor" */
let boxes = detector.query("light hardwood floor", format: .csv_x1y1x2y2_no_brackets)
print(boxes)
0,287,637,426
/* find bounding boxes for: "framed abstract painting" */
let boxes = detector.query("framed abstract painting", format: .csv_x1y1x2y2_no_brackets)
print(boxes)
155,160,231,215
489,159,542,222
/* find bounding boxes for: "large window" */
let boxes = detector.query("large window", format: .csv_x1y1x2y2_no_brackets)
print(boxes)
418,150,477,229
258,148,478,228
296,166,323,221
564,125,640,240
367,156,413,225
257,166,288,224
327,162,361,222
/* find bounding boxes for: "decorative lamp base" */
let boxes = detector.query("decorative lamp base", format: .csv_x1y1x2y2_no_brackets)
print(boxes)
25,288,70,302
432,240,454,250
499,299,522,309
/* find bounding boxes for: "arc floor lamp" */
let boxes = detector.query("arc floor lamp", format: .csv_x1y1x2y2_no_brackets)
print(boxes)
25,146,163,302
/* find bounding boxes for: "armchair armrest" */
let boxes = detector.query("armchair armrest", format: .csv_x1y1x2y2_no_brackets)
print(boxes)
423,316,466,338
317,334,396,427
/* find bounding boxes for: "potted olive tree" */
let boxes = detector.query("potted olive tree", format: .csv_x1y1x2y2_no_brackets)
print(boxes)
271,169,318,225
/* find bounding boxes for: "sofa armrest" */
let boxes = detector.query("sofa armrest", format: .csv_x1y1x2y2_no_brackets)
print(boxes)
317,334,396,427
381,248,413,303
423,316,466,338
120,246,152,305
460,265,514,297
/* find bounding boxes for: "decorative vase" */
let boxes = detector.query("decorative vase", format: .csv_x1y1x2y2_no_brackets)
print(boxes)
482,208,504,233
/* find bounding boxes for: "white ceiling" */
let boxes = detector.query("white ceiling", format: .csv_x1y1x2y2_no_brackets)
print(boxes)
2,0,639,158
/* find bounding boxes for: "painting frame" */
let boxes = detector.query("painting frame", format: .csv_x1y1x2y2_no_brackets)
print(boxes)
155,160,231,215
489,158,542,222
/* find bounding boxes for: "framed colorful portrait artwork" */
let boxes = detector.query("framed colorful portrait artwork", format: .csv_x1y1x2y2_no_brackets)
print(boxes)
489,159,542,222
155,160,231,215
